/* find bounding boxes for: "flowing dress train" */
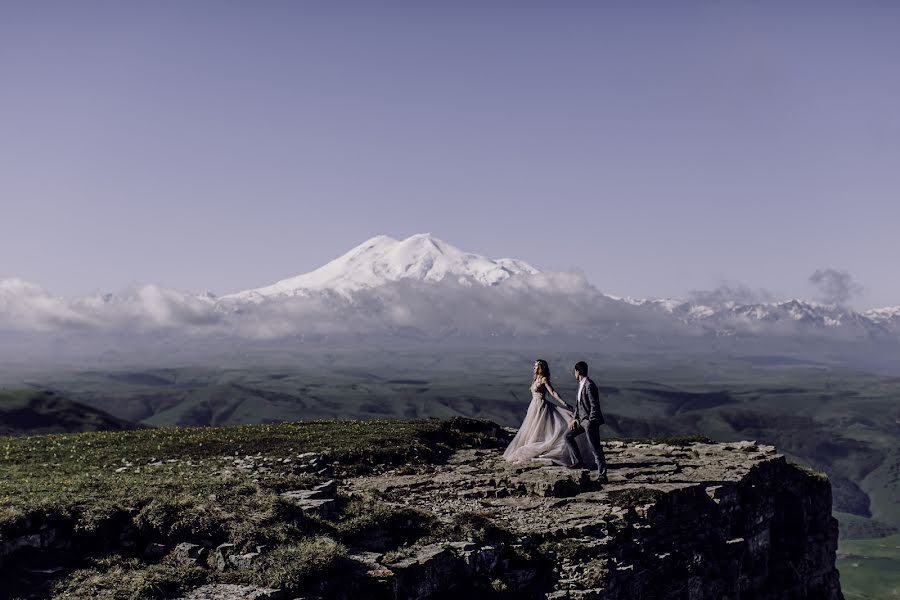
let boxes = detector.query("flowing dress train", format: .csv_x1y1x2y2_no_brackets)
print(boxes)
503,380,596,468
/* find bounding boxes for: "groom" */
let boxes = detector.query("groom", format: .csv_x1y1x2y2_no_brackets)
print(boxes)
564,361,608,483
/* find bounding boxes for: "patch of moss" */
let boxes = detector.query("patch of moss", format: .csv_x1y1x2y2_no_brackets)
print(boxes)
538,540,582,562
333,496,437,551
443,510,515,546
606,487,665,507
579,558,609,589
248,536,346,591
786,459,829,481
50,556,207,600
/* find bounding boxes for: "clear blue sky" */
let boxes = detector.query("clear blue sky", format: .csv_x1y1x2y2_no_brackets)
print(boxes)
1,1,898,307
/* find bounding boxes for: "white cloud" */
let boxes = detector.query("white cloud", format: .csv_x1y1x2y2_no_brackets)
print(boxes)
0,272,621,339
0,270,895,354
0,278,98,331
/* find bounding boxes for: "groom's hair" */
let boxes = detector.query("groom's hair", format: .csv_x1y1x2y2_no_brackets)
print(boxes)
574,361,588,376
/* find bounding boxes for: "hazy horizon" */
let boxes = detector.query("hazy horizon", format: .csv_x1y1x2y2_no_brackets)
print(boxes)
2,2,899,307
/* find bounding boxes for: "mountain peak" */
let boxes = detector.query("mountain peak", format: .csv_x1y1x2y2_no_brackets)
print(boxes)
359,233,399,246
407,232,437,241
224,234,540,300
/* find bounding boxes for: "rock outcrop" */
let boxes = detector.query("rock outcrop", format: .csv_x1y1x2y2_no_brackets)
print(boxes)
334,440,842,599
177,584,282,600
0,438,843,599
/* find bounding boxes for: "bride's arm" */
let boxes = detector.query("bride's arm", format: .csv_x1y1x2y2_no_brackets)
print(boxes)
543,378,571,410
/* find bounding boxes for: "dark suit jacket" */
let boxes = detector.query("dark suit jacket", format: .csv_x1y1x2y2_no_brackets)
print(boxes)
575,376,604,425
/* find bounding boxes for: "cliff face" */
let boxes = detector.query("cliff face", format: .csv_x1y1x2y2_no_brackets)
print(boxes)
343,441,843,599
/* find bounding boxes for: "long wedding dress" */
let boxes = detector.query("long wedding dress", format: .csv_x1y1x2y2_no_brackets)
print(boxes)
503,377,595,467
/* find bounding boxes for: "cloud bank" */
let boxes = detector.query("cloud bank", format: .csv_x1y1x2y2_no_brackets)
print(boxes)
1,270,896,359
809,269,864,306
0,272,633,339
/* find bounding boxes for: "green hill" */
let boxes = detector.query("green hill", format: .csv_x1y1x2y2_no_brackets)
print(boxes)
837,533,900,600
0,389,138,435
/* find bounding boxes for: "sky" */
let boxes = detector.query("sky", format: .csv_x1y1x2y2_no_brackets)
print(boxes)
1,1,899,308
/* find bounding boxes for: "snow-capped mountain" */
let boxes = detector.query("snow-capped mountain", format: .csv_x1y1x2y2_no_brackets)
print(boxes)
212,233,898,340
1,233,898,346
864,306,900,331
619,296,898,337
224,233,540,302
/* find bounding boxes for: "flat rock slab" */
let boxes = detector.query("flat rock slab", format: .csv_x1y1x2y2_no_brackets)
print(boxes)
279,493,337,517
177,584,282,600
346,441,782,537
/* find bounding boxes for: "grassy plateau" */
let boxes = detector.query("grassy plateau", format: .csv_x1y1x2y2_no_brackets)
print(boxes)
0,417,506,599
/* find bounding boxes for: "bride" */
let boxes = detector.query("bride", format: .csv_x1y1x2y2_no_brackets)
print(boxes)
503,359,593,467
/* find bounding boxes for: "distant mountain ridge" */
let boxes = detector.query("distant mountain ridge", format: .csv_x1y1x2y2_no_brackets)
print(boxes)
621,296,900,337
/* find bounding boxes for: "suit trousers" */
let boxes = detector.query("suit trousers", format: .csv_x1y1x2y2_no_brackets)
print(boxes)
564,420,607,476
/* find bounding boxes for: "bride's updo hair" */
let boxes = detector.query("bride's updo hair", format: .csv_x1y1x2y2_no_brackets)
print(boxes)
533,359,550,382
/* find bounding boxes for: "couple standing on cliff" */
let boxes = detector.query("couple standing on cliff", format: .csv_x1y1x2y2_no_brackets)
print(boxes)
503,360,608,484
